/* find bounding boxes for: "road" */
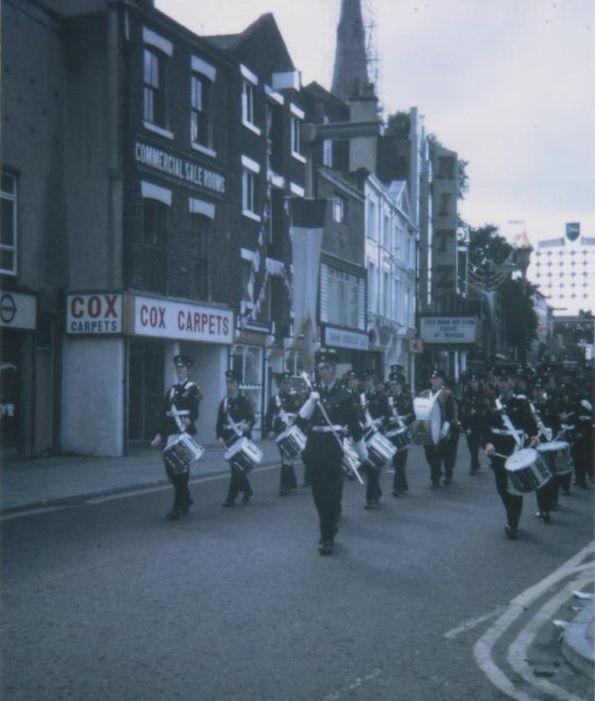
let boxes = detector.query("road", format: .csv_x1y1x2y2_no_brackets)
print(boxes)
2,445,593,701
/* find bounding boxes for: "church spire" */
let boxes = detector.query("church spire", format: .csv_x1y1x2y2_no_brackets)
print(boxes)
331,0,372,102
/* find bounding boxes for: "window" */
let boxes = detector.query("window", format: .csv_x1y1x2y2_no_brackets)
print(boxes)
242,169,258,216
383,214,390,249
436,156,455,179
322,139,333,167
266,103,283,173
291,116,303,159
438,193,451,216
143,48,166,127
190,215,210,300
230,345,263,435
242,81,256,128
367,200,377,240
1,173,17,275
190,74,213,151
326,267,360,328
141,199,167,293
383,272,390,317
333,194,346,223
368,263,377,312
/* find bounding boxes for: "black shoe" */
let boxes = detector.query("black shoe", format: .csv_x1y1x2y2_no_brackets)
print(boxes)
543,511,552,524
241,493,251,504
222,498,236,507
443,478,452,485
279,489,288,497
318,540,334,555
430,482,440,489
391,490,400,498
166,508,181,520
180,496,194,515
505,525,518,540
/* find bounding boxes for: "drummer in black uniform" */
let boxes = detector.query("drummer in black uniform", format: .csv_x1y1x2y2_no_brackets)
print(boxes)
150,354,202,520
264,371,304,496
385,369,415,496
460,374,487,475
481,364,541,539
358,371,392,509
296,348,368,555
216,370,256,507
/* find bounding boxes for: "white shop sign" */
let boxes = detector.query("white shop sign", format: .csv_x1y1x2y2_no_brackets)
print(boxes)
0,292,37,330
420,317,479,344
133,295,233,345
67,294,123,334
324,325,369,351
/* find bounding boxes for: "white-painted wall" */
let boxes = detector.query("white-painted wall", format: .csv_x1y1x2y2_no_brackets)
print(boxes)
61,337,125,456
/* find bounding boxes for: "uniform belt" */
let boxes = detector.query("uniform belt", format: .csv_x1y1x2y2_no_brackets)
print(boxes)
490,428,523,436
167,410,190,416
311,425,344,433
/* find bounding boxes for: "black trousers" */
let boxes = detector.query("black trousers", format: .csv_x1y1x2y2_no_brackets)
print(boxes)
303,436,343,542
491,457,523,529
466,430,481,472
392,449,409,492
164,460,191,510
364,465,382,503
443,431,460,479
536,476,557,514
226,466,253,500
424,442,447,484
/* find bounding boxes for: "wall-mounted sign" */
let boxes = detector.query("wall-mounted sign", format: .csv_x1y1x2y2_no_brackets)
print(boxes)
408,339,424,354
324,325,368,351
67,294,123,334
132,295,233,345
420,316,479,344
134,141,226,195
0,292,37,330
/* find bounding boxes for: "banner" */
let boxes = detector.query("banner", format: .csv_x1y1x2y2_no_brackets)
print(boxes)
289,199,327,343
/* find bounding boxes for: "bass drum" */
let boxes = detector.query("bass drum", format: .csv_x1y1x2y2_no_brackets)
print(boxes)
413,392,442,445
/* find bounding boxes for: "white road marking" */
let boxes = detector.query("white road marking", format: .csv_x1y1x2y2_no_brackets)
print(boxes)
473,540,595,701
444,606,504,639
0,464,281,518
507,571,594,701
321,668,382,701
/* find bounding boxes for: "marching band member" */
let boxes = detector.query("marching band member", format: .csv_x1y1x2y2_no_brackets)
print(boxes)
216,370,256,507
358,371,391,509
264,371,304,496
296,348,368,556
150,354,202,521
481,364,540,539
423,368,458,488
460,373,488,475
385,369,414,496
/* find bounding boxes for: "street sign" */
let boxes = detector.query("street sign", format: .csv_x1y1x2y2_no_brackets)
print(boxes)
408,339,424,354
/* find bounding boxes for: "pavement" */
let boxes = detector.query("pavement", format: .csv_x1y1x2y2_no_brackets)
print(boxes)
1,439,594,686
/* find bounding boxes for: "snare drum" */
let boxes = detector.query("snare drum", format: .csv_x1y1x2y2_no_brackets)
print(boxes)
163,433,205,474
275,424,307,460
224,437,263,473
536,440,573,476
365,431,397,469
505,448,552,494
388,426,411,452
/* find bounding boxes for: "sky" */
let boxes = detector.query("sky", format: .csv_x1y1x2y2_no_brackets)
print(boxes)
156,0,595,244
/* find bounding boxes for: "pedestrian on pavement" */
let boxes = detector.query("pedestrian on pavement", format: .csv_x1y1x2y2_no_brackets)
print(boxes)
296,348,368,556
216,370,256,507
264,371,305,496
150,354,202,521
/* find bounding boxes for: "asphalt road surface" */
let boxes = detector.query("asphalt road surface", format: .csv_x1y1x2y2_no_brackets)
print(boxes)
2,446,593,700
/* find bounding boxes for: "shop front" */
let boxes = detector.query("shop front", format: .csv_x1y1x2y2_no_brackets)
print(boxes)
0,290,37,456
62,292,234,456
322,324,369,376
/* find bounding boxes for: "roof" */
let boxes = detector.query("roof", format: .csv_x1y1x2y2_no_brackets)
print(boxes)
205,34,240,50
303,81,348,109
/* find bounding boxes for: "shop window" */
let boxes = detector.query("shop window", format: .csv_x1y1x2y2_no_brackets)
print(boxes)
143,48,167,128
0,172,17,275
190,73,213,152
231,345,263,434
141,199,167,294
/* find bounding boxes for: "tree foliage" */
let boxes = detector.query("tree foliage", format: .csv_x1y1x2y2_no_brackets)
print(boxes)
499,278,539,363
385,111,410,139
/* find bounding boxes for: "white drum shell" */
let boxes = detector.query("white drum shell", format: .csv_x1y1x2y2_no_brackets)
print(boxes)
224,437,263,472
365,432,397,468
163,433,205,474
275,425,306,460
505,448,551,493
536,441,573,476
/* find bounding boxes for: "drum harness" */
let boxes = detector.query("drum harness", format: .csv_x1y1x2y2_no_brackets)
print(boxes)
166,384,192,435
300,372,364,485
492,397,524,458
388,396,406,430
275,394,296,431
360,393,384,438
223,397,248,440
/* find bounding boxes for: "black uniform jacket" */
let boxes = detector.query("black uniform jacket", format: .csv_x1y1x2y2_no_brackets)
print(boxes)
263,390,304,436
160,380,201,440
460,388,488,433
480,393,538,458
297,381,364,462
358,390,391,433
216,394,255,446
387,391,415,428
